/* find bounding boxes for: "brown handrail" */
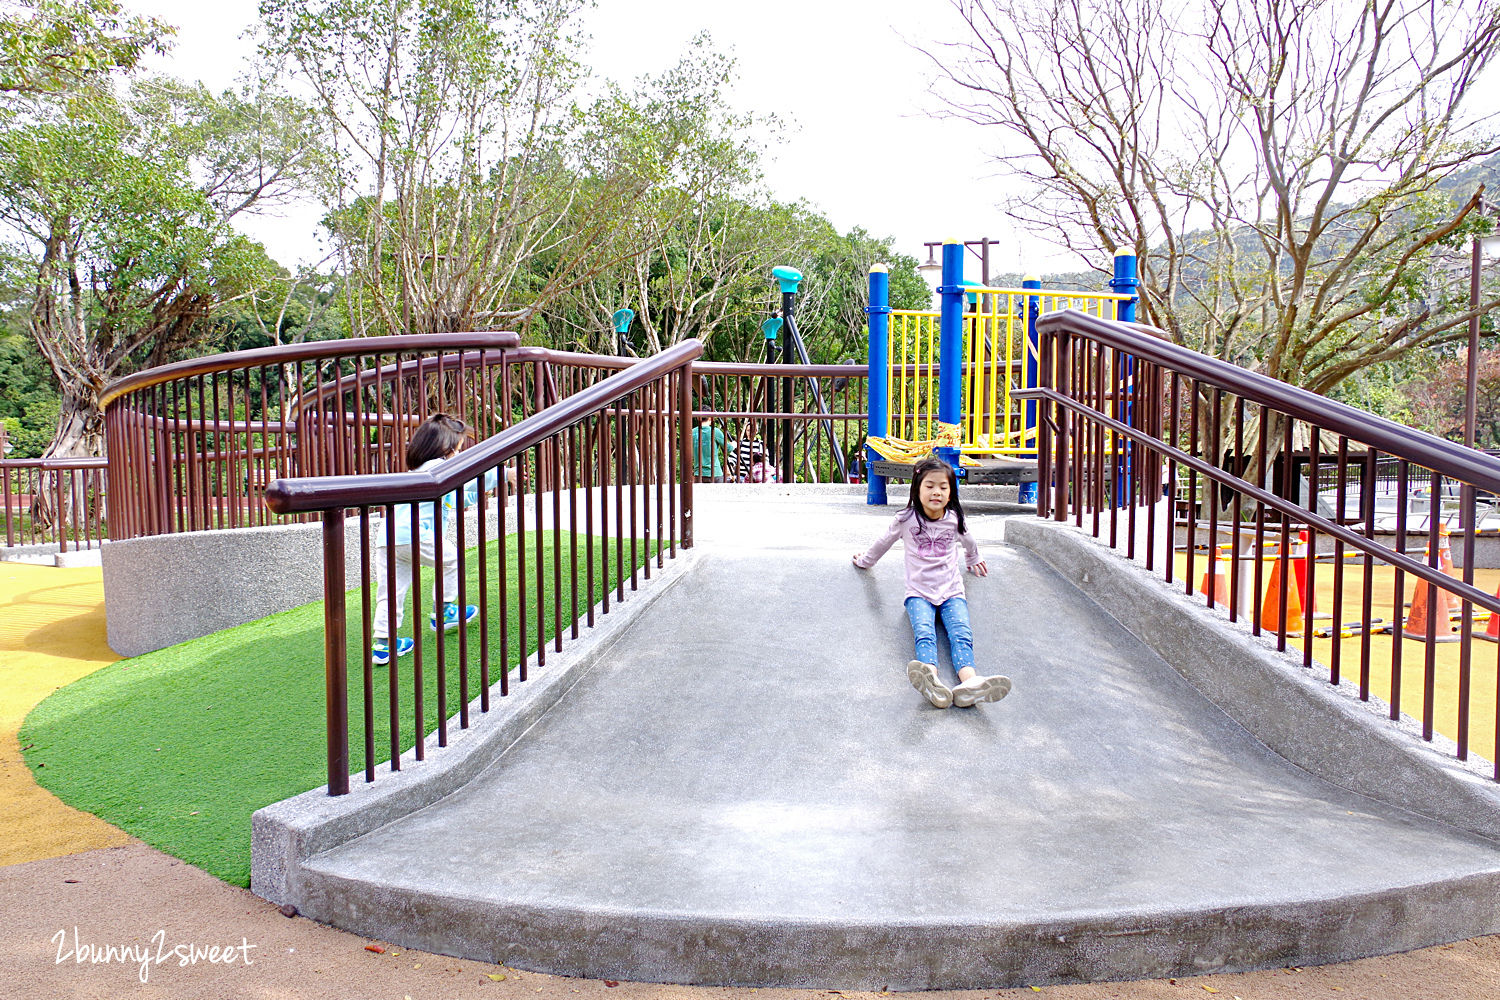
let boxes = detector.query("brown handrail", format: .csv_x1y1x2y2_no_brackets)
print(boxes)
0,457,108,470
287,347,516,427
279,339,702,795
2,457,110,550
1038,310,1500,494
99,332,520,407
1036,308,1500,776
1032,381,1500,617
267,339,705,512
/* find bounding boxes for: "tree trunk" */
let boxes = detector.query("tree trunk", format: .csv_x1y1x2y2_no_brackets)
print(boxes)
44,379,104,459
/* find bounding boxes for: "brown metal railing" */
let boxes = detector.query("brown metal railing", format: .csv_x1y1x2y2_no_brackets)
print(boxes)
1,457,108,551
1034,310,1500,777
524,354,870,485
266,340,703,795
99,334,521,540
97,339,872,545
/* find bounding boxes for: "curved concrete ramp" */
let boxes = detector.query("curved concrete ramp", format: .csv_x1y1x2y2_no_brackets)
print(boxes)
286,490,1500,988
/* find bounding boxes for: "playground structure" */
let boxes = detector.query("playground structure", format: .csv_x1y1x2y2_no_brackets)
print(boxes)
864,240,1136,500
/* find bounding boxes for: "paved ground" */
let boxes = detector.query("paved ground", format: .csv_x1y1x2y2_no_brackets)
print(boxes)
5,491,1500,997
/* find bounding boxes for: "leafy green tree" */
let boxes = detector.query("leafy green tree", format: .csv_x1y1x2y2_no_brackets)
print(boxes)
0,75,322,456
0,0,169,97
0,329,56,456
262,3,788,342
262,0,586,336
791,225,929,364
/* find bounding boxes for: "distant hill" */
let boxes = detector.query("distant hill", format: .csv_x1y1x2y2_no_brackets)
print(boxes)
988,269,1107,292
1003,150,1500,291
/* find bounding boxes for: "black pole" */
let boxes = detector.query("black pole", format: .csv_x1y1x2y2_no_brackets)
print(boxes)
765,316,778,471
782,288,796,480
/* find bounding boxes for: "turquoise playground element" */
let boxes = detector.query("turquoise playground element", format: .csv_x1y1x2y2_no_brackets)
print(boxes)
772,266,803,294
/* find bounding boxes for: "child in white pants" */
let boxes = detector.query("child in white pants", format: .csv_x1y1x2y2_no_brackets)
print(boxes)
372,413,497,664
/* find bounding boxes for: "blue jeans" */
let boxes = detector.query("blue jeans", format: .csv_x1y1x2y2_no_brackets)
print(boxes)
904,596,974,677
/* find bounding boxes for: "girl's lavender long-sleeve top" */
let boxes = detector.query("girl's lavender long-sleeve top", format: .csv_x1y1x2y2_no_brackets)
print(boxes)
854,510,981,604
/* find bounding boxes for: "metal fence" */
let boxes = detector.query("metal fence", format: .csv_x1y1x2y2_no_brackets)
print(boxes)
1,457,108,551
82,339,876,550
265,341,703,795
1034,309,1500,777
99,334,524,541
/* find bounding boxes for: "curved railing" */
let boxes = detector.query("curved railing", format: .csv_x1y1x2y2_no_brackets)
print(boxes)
95,336,874,544
267,340,704,794
100,334,520,540
1034,309,1500,777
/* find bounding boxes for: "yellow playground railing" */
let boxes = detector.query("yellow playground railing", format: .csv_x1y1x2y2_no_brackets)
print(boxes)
886,288,1132,459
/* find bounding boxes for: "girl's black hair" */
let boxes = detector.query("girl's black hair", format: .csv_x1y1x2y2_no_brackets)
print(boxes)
902,456,966,535
406,413,468,469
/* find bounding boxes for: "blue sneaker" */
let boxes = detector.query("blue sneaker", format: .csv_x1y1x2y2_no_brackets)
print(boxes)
430,603,478,631
372,637,414,665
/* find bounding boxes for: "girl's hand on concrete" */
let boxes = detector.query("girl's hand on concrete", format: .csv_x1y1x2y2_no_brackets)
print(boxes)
852,554,866,568
969,561,989,577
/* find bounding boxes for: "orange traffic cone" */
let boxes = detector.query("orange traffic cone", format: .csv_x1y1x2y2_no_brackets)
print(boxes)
1199,545,1229,606
1260,542,1304,635
1403,522,1459,642
1292,528,1315,616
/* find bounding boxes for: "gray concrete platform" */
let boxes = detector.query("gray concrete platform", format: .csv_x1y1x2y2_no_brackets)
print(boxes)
277,490,1500,988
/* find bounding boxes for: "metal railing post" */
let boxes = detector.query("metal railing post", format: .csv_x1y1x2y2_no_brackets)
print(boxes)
1110,249,1141,508
763,318,780,474
773,266,803,480
678,365,694,548
323,508,350,795
613,308,635,359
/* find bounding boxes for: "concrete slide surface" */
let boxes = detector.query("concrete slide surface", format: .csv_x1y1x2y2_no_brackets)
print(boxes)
291,490,1500,988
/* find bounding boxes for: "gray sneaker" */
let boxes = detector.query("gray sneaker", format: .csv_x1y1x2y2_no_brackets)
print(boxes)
907,660,953,709
952,673,1012,708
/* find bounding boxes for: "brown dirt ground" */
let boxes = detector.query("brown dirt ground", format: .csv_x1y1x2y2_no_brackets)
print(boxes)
4,563,1500,999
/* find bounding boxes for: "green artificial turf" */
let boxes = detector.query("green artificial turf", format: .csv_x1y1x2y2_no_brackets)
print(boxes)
21,530,661,887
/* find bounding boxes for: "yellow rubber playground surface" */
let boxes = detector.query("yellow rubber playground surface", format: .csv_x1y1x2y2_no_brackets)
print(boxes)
3,553,1497,873
0,563,129,867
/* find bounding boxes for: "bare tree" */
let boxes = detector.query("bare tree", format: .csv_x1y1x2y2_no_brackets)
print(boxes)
927,0,1500,394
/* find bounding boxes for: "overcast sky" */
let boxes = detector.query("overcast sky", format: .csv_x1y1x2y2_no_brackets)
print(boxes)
129,0,1076,283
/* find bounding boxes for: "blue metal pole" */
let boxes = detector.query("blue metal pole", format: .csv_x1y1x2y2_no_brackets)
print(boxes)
1017,275,1042,505
936,240,964,474
1110,249,1140,507
1109,248,1139,322
866,264,890,505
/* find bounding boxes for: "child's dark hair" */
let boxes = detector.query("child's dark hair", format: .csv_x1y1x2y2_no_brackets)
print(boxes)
406,413,468,469
903,456,966,534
